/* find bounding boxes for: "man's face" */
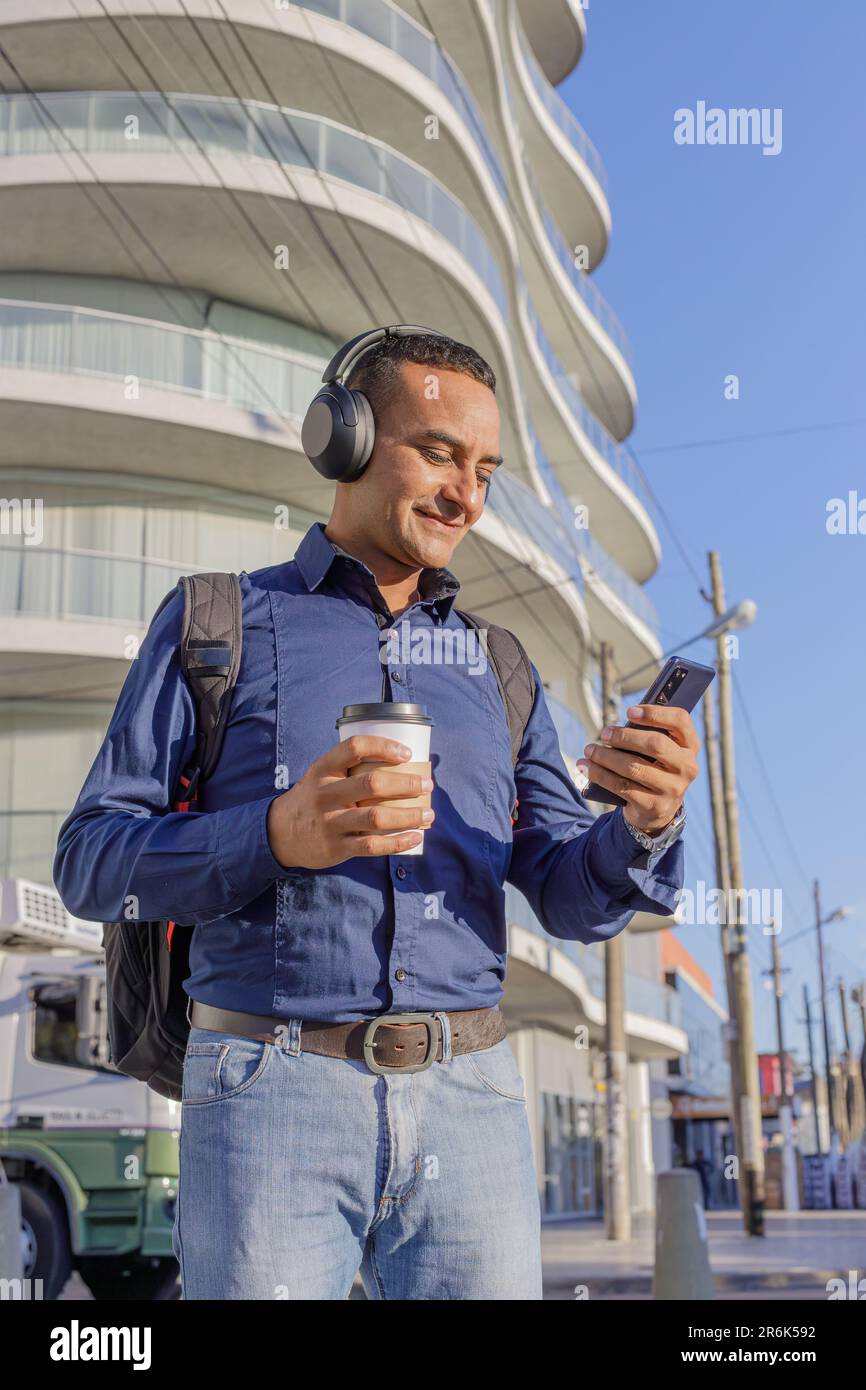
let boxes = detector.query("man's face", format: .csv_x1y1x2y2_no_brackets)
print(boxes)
345,360,502,572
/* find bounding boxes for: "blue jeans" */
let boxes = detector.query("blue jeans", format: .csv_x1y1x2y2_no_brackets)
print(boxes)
172,1020,542,1300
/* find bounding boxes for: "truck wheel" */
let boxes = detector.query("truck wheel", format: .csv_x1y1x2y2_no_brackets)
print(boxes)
18,1182,73,1301
79,1257,180,1301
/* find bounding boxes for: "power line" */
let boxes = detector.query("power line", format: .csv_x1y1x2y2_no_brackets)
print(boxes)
0,47,324,427
731,666,815,902
639,416,866,456
414,0,709,603
85,0,372,327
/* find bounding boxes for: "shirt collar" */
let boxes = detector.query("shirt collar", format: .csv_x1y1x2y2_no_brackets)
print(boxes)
294,523,461,619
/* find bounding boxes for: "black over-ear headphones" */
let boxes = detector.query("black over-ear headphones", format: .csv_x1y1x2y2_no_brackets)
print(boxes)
301,324,444,483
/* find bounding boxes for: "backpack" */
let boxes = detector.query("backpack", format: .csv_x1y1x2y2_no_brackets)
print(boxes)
101,575,535,1100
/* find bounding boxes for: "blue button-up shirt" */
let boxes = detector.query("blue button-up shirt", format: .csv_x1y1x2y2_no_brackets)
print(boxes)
54,523,683,1023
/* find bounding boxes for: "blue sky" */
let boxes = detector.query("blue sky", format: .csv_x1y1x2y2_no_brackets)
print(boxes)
560,0,865,1059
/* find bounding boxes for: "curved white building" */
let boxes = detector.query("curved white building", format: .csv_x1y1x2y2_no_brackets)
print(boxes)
0,0,683,1220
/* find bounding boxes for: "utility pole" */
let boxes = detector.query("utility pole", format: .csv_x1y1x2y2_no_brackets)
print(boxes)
600,640,630,1241
838,981,865,1142
813,880,835,1143
709,551,764,1235
766,932,798,1209
702,676,746,1218
803,985,823,1154
854,985,866,1110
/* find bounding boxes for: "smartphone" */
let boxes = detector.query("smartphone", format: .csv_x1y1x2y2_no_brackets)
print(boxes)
582,655,716,807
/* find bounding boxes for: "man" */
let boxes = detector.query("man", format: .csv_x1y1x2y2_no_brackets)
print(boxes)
691,1148,713,1208
55,329,700,1300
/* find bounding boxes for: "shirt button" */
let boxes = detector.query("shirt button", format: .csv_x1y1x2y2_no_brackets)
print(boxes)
395,865,407,879
395,968,407,982
391,671,403,684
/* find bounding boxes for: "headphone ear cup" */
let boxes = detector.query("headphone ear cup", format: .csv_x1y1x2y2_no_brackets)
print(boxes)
301,384,376,482
345,388,375,482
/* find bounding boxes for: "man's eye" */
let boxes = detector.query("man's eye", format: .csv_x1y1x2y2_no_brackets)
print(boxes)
476,473,493,487
422,448,450,463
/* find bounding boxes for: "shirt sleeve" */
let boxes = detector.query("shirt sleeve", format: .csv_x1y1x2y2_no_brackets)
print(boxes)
506,665,684,944
53,583,296,926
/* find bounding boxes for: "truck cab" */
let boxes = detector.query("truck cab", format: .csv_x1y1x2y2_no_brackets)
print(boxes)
0,878,180,1300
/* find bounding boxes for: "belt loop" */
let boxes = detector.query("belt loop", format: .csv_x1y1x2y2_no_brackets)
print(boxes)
185,995,194,1028
286,1018,302,1057
434,1011,452,1064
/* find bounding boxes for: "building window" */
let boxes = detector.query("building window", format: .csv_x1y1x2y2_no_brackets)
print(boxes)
542,1092,601,1217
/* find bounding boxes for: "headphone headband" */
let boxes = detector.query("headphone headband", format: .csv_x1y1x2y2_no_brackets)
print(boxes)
320,323,443,386
303,323,445,484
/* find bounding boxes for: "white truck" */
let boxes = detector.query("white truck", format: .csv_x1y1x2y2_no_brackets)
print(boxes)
0,878,180,1300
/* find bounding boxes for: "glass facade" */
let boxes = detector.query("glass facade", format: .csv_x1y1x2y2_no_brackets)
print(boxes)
542,1091,602,1216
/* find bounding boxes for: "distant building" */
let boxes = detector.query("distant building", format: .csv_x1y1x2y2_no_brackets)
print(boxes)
649,930,732,1208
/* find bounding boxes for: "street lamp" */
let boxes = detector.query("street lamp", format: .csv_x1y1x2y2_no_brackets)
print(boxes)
702,599,759,641
618,598,758,690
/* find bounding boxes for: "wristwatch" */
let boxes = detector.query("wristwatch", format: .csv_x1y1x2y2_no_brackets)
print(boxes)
622,803,686,853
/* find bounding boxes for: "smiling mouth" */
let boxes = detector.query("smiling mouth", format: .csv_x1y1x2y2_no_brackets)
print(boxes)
414,508,463,532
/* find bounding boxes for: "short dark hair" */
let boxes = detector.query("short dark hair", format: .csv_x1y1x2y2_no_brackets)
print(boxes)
345,331,496,419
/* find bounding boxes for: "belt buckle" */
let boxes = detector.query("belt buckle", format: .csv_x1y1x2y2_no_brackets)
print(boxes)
363,1012,438,1075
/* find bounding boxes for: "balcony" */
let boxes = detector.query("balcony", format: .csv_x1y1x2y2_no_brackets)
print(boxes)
0,297,326,419
507,10,610,269
521,295,660,583
0,0,514,248
545,691,589,763
294,0,510,201
503,882,687,1058
515,0,586,86
0,92,529,472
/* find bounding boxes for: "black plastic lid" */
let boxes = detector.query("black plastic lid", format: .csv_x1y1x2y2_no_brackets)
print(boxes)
336,702,433,728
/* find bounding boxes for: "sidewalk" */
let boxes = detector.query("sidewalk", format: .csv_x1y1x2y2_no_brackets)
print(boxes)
542,1210,866,1300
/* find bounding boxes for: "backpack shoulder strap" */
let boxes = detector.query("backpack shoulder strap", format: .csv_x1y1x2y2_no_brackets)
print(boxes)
457,609,535,766
178,571,243,796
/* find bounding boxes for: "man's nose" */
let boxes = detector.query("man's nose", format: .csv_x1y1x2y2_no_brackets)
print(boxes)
441,467,482,514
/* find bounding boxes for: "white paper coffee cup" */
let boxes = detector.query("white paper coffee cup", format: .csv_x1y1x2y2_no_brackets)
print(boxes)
337,702,433,856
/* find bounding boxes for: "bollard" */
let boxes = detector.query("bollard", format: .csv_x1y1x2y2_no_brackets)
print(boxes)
0,1173,23,1285
652,1169,715,1300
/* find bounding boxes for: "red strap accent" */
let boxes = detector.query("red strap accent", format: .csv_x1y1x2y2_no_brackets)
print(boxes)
168,773,196,948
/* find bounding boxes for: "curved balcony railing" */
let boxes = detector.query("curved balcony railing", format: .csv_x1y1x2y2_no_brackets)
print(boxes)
486,466,585,597
0,92,509,321
0,543,198,625
514,18,606,193
0,297,657,637
539,203,631,367
0,297,326,417
522,293,655,522
0,91,644,536
529,427,659,635
501,69,627,363
504,882,682,1027
545,691,588,761
0,296,658,639
294,0,509,202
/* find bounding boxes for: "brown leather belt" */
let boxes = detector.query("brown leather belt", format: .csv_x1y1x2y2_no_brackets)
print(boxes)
189,1000,506,1075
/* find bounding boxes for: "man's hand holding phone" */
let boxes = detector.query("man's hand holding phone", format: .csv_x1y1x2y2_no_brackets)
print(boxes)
577,703,701,837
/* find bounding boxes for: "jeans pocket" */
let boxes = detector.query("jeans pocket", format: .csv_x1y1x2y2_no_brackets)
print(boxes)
466,1038,527,1103
182,1033,273,1105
